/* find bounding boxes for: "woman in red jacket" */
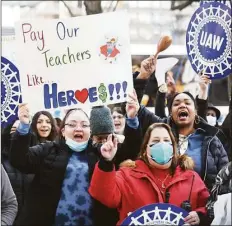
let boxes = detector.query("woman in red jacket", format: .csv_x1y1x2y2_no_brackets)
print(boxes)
89,123,209,225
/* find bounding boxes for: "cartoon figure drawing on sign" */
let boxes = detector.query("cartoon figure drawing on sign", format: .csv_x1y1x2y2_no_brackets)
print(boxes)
99,37,120,63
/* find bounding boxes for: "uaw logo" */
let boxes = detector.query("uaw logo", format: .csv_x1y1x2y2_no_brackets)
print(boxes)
186,2,231,79
200,0,232,8
121,203,189,226
1,56,22,128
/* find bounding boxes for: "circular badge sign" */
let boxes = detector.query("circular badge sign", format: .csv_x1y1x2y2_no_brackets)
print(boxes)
1,56,22,128
200,0,232,9
121,203,189,226
186,2,231,79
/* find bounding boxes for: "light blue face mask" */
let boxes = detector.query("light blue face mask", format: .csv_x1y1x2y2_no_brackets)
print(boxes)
65,138,88,152
149,142,173,165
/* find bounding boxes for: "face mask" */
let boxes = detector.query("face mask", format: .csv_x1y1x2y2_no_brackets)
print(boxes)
207,116,217,126
66,138,88,152
148,142,173,165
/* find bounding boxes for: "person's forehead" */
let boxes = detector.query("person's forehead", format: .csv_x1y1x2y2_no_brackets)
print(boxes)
37,114,50,120
112,111,123,116
173,93,193,101
207,109,216,114
66,110,89,122
150,127,170,138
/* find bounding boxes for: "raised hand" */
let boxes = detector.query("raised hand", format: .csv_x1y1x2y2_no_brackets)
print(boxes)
137,55,157,79
198,70,211,100
100,134,118,161
18,103,30,124
126,89,140,118
166,71,176,94
10,120,20,134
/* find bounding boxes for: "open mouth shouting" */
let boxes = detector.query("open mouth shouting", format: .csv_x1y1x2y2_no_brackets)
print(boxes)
178,110,189,121
39,129,50,137
73,133,84,142
114,122,122,130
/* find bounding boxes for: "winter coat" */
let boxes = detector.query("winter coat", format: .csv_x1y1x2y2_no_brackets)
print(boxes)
89,159,209,225
1,165,18,225
1,128,35,224
206,162,232,219
9,124,141,226
2,149,34,223
137,106,229,190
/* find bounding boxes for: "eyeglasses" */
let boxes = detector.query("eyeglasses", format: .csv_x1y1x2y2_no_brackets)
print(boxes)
65,123,90,129
112,115,124,120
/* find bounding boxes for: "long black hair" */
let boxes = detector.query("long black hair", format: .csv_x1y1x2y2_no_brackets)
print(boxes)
31,111,58,143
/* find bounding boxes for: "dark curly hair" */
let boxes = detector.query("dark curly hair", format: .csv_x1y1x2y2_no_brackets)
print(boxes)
31,111,58,143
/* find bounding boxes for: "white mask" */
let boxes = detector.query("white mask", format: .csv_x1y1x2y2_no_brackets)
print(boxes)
207,116,217,126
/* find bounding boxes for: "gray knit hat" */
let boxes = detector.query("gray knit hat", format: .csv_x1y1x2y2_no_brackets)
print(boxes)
90,106,114,135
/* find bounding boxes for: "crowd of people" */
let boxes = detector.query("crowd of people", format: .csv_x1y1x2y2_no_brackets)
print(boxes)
1,55,231,226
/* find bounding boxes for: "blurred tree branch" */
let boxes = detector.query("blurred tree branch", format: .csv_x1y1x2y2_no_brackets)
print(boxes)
84,1,102,15
171,0,199,10
61,1,75,17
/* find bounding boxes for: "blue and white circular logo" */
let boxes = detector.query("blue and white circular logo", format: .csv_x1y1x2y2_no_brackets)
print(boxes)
200,0,232,8
186,2,231,79
121,203,189,225
1,56,22,128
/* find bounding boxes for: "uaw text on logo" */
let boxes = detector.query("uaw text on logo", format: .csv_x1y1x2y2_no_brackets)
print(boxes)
186,2,231,79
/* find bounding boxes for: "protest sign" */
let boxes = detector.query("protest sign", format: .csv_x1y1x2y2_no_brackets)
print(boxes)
1,35,22,128
155,57,178,86
186,1,231,79
121,203,188,225
15,11,133,113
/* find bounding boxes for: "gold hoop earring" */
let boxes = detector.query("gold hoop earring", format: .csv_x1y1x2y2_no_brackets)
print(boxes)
195,115,200,124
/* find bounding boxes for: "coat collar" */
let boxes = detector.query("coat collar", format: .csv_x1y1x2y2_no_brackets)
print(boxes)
130,160,193,183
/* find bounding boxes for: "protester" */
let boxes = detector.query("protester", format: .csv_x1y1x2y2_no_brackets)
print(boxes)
206,103,221,127
90,105,142,166
126,89,229,190
10,103,142,226
2,111,58,222
89,123,210,225
30,110,58,144
1,164,18,225
206,161,232,224
155,72,210,121
111,105,126,135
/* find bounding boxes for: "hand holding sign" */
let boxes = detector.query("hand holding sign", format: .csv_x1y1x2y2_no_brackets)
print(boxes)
18,103,30,124
197,71,211,100
101,134,118,161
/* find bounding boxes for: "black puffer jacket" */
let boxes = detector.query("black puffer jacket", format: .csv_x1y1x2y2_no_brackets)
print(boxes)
1,149,34,223
9,124,142,226
137,105,229,190
1,125,35,224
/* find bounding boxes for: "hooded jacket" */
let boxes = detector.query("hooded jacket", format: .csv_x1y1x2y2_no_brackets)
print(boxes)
137,106,229,190
89,159,209,225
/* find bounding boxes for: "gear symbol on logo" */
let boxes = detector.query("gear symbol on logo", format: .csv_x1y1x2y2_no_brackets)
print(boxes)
121,203,188,226
1,56,22,128
186,2,232,79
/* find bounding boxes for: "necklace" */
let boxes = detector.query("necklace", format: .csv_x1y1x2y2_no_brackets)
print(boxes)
155,174,170,189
